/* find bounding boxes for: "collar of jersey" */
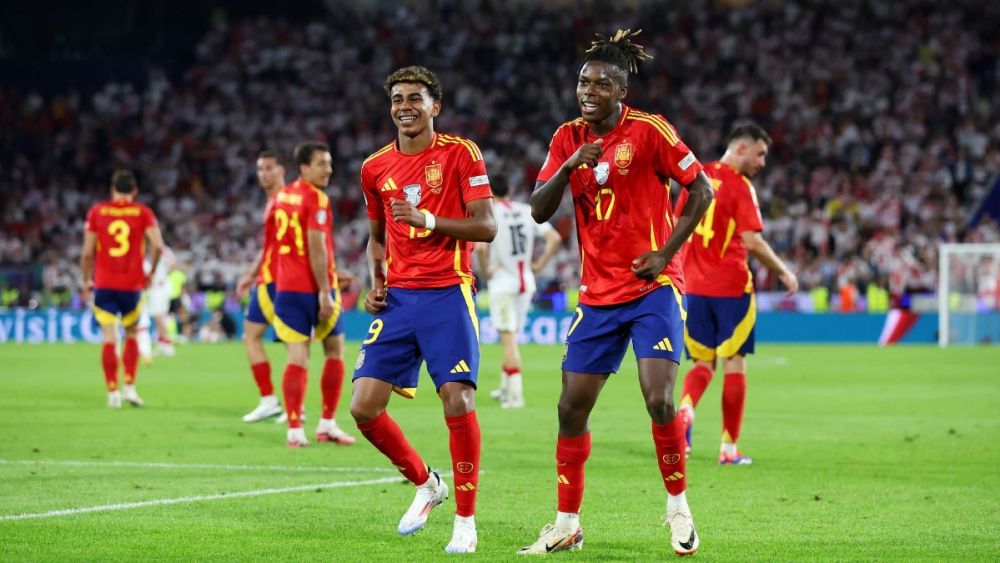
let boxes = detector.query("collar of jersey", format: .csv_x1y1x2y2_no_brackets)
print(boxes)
393,132,438,156
585,104,631,139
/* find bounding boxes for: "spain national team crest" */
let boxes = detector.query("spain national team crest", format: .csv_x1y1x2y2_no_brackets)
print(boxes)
424,162,443,190
614,142,633,168
403,184,422,206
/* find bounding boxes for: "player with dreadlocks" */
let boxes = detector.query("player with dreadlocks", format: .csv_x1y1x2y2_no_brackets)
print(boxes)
518,30,714,556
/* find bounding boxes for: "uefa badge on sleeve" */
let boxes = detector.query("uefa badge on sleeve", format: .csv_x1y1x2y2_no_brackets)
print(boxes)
316,209,327,225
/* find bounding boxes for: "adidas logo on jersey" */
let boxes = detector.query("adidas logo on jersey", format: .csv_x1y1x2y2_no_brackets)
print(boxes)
381,177,398,192
652,337,674,351
450,360,471,374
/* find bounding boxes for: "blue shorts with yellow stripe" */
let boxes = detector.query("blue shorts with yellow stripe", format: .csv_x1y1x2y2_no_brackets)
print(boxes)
246,282,276,325
93,289,142,328
684,292,756,362
563,285,687,375
273,289,344,343
352,285,480,398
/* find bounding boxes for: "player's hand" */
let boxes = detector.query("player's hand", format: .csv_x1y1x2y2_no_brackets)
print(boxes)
318,291,335,321
364,284,387,315
562,138,604,171
337,271,354,292
631,251,668,281
141,274,152,290
390,199,425,228
80,281,93,304
780,270,800,295
236,273,254,298
531,260,544,274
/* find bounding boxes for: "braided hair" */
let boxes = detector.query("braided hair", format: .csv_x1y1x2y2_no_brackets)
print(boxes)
583,29,653,86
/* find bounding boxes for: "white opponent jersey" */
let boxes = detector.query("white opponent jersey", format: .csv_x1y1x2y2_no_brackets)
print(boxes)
489,200,553,294
144,245,176,290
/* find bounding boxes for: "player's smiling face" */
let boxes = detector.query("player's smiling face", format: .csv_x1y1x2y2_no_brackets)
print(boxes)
390,82,440,138
576,61,626,124
300,150,333,188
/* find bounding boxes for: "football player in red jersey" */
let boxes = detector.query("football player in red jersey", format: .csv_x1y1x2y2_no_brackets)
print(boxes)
352,66,496,553
80,170,164,409
271,141,355,448
236,151,286,423
518,30,713,556
675,123,799,466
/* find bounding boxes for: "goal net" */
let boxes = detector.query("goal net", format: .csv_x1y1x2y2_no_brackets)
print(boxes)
938,243,1000,346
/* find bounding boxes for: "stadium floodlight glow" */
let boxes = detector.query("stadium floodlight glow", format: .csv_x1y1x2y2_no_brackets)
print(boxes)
938,243,1000,347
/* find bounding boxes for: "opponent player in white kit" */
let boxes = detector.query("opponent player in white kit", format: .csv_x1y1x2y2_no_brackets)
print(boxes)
137,244,177,363
476,176,561,408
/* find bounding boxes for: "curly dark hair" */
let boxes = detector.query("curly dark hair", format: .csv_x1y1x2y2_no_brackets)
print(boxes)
582,29,653,86
383,65,443,101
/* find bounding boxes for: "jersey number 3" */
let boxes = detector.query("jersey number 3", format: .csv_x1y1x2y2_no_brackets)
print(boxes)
107,220,131,257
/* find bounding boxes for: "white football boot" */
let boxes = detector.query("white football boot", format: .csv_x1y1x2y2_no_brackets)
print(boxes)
517,520,584,554
315,418,356,445
501,374,525,409
107,390,122,409
242,395,283,423
123,384,144,407
398,469,449,535
286,427,309,448
444,515,478,553
664,501,699,556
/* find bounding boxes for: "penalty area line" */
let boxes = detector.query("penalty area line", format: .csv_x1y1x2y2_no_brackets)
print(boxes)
0,459,395,473
0,475,412,522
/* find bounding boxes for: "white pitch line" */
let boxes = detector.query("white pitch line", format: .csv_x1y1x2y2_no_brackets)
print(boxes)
0,475,409,522
0,459,394,473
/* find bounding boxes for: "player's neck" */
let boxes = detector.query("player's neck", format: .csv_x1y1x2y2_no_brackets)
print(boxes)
110,192,133,203
397,128,435,155
719,153,744,175
588,103,622,136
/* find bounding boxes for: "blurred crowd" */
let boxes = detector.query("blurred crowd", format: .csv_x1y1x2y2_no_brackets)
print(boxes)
2,0,999,316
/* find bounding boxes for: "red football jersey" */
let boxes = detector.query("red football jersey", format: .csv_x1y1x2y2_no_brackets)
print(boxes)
256,196,278,285
361,133,493,289
273,178,337,293
85,200,158,291
676,161,764,297
537,105,703,306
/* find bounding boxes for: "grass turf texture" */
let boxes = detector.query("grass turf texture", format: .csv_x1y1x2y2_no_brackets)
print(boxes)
0,343,998,561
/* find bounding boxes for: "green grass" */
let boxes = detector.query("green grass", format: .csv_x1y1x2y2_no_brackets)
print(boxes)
0,342,998,561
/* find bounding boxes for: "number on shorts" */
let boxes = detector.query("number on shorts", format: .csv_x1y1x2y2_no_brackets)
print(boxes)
363,318,384,344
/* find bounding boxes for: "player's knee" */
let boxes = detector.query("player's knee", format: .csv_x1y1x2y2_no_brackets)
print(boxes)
645,394,676,425
349,400,381,424
557,399,588,433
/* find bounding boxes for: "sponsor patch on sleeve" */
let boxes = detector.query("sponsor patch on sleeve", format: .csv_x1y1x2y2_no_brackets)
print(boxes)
468,175,490,187
678,152,697,171
316,209,327,225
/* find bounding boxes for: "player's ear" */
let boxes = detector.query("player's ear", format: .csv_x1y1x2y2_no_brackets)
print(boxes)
431,99,442,118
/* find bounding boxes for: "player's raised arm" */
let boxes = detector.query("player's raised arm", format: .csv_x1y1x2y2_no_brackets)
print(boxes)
530,139,603,224
364,217,388,314
390,196,496,242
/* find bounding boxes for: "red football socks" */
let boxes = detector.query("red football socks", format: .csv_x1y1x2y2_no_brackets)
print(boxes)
282,364,307,429
503,365,520,377
251,361,273,397
356,411,429,485
681,363,713,408
446,411,481,517
122,337,139,384
320,358,345,419
722,372,747,444
652,416,687,495
556,433,591,513
101,343,119,391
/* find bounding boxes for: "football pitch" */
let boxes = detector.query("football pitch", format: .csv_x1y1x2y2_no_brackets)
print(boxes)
0,342,997,561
